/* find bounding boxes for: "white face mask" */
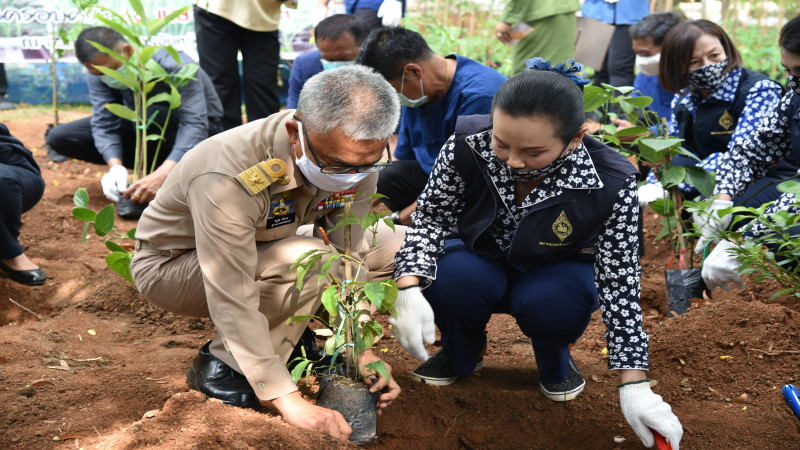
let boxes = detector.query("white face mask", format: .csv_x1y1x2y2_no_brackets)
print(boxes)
293,122,371,192
636,53,661,77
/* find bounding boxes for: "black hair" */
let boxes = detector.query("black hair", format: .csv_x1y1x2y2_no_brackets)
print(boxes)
315,14,370,46
629,11,683,46
491,70,585,144
780,14,800,55
355,27,434,81
75,26,126,64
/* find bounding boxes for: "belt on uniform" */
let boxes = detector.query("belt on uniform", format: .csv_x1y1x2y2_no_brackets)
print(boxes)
134,240,154,251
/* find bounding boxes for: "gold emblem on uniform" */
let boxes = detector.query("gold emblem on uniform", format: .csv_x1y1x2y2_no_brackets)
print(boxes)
236,158,290,195
718,110,734,130
552,211,573,242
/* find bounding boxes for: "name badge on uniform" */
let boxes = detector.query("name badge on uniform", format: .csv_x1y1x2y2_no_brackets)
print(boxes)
267,192,296,229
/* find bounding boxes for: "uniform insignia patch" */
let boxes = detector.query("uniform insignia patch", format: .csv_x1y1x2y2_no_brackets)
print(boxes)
718,110,734,130
236,158,289,195
552,211,573,242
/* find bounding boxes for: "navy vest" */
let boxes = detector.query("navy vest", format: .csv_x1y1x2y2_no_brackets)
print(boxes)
674,68,767,159
451,115,639,272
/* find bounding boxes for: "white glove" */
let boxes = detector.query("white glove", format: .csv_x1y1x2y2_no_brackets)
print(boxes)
101,165,129,203
377,0,403,26
702,240,744,290
637,182,666,210
619,382,683,450
692,199,733,254
311,4,327,27
388,286,436,361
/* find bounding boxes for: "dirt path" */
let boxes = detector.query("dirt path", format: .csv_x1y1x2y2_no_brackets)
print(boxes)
1,110,799,449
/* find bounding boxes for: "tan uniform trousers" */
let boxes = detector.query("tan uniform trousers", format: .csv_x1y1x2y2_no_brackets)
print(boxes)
130,221,405,378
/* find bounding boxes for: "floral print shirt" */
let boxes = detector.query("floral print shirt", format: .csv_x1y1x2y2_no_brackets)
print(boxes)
714,90,800,238
395,131,649,371
645,68,782,196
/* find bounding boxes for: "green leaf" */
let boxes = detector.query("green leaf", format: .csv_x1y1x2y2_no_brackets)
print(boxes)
72,207,96,222
620,96,653,108
168,85,181,109
674,146,702,162
138,47,158,67
106,251,133,284
127,228,137,239
639,137,684,153
583,85,612,112
649,197,673,216
320,285,339,317
615,126,649,137
128,0,146,21
94,204,116,236
90,16,142,47
73,187,89,208
363,282,385,310
105,103,139,122
105,240,126,253
148,8,190,36
682,166,716,198
291,249,323,271
285,313,317,326
778,180,800,194
146,92,172,107
164,46,181,66
289,359,311,384
601,83,634,94
318,254,341,282
661,166,686,187
364,360,390,384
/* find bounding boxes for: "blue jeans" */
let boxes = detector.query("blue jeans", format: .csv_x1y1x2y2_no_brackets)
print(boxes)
423,240,598,383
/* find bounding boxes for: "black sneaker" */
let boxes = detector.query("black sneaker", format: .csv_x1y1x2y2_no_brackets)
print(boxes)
186,342,259,409
410,349,484,386
539,356,586,402
45,144,68,163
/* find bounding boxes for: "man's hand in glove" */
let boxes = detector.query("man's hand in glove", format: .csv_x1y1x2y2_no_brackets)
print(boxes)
100,164,129,203
388,285,435,361
619,381,683,450
692,198,733,253
377,0,403,26
702,240,744,290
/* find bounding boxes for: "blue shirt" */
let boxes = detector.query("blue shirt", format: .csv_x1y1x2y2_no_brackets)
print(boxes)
633,73,672,123
646,68,782,192
396,54,507,174
286,49,324,110
580,0,649,25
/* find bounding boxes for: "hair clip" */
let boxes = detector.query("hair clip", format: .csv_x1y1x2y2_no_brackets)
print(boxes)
524,57,591,87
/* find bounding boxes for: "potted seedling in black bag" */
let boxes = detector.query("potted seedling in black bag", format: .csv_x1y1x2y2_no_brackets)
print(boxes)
287,194,397,444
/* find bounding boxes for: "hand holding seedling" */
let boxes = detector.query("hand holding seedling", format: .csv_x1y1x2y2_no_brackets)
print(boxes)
360,350,401,415
266,391,352,441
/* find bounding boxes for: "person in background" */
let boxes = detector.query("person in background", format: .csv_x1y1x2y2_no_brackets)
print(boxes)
194,0,283,130
637,19,796,210
695,14,800,291
0,123,45,286
45,27,223,208
581,0,650,88
629,11,683,122
286,14,370,109
495,0,580,75
0,64,15,110
388,59,683,449
347,0,404,30
356,27,507,225
130,66,402,441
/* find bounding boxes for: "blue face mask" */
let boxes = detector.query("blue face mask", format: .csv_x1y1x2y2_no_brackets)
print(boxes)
320,59,355,71
100,65,129,90
398,72,428,108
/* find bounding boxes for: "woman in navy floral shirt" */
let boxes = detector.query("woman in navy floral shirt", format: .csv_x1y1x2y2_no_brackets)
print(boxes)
637,19,797,210
387,60,683,449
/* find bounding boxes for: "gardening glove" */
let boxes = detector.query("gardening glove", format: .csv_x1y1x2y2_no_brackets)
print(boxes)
702,240,744,290
377,0,403,26
637,182,666,210
619,382,683,450
101,164,129,203
388,286,436,361
311,4,327,27
692,199,733,254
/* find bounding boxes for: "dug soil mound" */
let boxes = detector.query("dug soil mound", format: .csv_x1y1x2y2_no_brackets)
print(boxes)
1,112,798,449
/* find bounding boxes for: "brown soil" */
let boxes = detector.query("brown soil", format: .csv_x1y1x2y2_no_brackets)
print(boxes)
2,110,800,449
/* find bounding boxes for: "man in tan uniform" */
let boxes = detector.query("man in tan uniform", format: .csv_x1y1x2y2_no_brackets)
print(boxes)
130,66,403,440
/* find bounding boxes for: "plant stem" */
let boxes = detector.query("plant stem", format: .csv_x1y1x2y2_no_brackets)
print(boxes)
344,201,354,379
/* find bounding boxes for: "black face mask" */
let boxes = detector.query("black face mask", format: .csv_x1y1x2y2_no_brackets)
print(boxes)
687,59,728,92
789,74,800,97
503,141,572,182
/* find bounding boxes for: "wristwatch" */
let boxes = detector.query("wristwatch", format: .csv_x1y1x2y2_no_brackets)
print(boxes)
389,211,401,224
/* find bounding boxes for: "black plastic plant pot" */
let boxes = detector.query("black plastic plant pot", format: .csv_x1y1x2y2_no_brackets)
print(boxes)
117,196,148,220
315,374,380,444
664,268,708,315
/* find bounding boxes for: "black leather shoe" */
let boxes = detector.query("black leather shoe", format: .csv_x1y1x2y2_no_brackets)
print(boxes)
186,342,259,409
0,260,46,286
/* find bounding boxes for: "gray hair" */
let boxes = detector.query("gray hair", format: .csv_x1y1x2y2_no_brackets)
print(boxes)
296,65,400,141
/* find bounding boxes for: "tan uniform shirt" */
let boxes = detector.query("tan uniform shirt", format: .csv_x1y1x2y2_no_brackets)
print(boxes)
194,0,282,32
135,110,376,399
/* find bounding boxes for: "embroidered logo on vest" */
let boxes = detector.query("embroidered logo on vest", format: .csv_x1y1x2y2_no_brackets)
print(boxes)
552,211,573,242
718,110,734,130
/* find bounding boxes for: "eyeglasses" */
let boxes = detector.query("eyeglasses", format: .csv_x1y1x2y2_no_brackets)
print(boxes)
293,115,392,174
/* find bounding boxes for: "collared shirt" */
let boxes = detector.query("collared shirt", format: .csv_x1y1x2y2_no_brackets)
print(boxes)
714,91,800,238
580,0,649,25
395,132,649,371
645,68,782,194
194,0,282,32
